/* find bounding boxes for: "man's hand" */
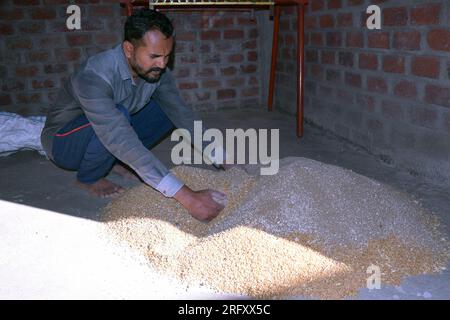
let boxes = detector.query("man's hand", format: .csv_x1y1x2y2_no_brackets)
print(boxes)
173,186,226,222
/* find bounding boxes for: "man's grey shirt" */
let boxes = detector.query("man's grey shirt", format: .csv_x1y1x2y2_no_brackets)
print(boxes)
41,44,203,197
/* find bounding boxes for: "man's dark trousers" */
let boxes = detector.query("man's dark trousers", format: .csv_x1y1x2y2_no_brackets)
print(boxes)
52,100,174,184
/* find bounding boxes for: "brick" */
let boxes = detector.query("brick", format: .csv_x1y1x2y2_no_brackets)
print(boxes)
249,29,258,39
15,65,39,77
328,0,342,9
38,35,66,49
54,48,82,62
43,0,70,3
347,0,364,5
176,32,196,42
89,5,114,17
44,64,68,74
425,84,450,108
345,72,361,88
199,44,211,54
242,40,257,50
226,78,245,87
242,87,259,97
427,29,450,52
28,51,51,62
1,80,25,92
410,106,438,129
311,33,323,46
31,79,55,90
67,34,92,46
31,7,56,20
18,21,45,33
227,54,244,63
307,50,319,63
178,82,198,90
383,55,405,74
368,32,389,49
394,80,417,99
338,52,353,67
0,23,14,35
174,68,190,78
0,8,24,20
321,51,335,64
346,32,363,47
217,89,236,100
178,55,197,64
411,3,441,25
326,69,341,83
381,100,404,119
224,30,244,40
248,77,258,86
237,17,256,26
305,17,318,29
320,15,335,28
367,77,388,93
202,54,221,64
202,79,221,89
326,32,342,47
196,68,215,77
16,93,41,104
311,0,324,11
383,7,408,26
285,34,295,46
13,0,40,5
359,53,378,70
337,13,353,27
201,30,221,41
193,92,210,102
311,65,323,79
95,34,119,45
6,37,32,50
411,56,440,79
394,31,421,50
212,17,234,28
221,66,237,76
240,64,257,74
247,51,257,62
0,94,12,106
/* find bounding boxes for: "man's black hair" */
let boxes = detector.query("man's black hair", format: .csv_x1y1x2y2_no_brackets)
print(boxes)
124,9,174,45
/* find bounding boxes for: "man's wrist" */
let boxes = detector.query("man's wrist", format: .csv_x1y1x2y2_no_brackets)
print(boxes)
173,185,193,204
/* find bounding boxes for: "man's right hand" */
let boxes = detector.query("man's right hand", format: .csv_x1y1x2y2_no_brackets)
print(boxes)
173,186,226,222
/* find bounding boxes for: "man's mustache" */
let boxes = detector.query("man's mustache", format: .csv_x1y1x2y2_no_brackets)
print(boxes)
147,67,163,73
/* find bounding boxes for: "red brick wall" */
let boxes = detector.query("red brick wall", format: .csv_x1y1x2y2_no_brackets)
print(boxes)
275,0,450,180
0,0,261,115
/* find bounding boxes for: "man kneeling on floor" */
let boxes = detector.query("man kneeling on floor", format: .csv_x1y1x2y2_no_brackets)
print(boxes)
41,9,227,222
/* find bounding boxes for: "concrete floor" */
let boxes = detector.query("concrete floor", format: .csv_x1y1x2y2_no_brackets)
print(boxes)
1,109,449,299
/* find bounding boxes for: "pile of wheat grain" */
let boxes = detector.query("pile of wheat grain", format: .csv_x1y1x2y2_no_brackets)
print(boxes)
102,157,449,299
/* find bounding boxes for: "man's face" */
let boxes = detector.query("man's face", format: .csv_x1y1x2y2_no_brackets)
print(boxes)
123,30,174,83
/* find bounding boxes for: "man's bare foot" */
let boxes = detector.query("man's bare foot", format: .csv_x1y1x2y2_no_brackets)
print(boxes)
112,163,140,181
76,178,126,198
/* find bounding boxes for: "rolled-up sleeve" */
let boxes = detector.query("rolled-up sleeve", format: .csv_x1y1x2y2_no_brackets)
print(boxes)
71,69,183,197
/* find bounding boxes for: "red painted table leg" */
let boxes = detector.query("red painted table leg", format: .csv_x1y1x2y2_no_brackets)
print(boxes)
296,4,305,137
268,5,280,112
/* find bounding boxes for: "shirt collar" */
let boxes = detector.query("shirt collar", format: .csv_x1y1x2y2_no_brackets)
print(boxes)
115,44,137,86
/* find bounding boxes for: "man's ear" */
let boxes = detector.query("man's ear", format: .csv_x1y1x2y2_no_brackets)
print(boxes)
122,41,134,59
